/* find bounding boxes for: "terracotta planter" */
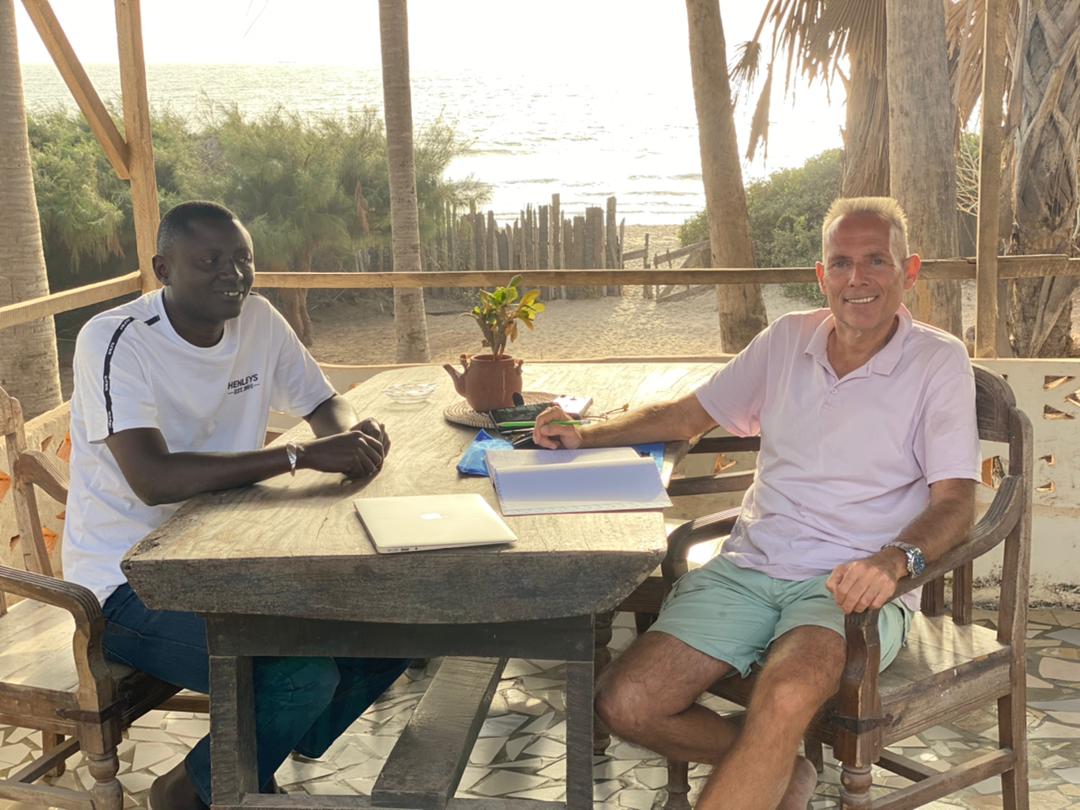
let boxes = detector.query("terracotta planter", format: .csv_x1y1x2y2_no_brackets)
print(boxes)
442,353,524,412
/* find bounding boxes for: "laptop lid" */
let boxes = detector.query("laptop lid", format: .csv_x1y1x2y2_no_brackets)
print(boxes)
354,493,517,554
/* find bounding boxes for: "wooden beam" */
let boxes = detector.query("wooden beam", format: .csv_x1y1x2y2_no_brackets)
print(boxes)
974,0,1008,358
114,0,159,293
1,255,1077,333
252,256,1080,290
20,0,130,180
0,272,141,331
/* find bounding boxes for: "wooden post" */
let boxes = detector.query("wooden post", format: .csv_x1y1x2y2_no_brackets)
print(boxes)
22,0,129,179
475,210,486,272
643,233,653,299
513,221,523,270
497,227,510,270
605,196,620,295
530,206,540,275
539,205,554,299
523,205,535,269
446,204,456,270
114,0,160,293
468,201,480,271
974,0,1007,358
570,214,586,299
552,194,562,269
585,207,605,298
561,218,572,300
486,211,497,270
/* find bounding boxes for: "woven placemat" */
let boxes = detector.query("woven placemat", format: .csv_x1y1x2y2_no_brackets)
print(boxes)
443,391,558,429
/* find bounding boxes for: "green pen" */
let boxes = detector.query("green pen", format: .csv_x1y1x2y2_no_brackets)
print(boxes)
496,419,584,428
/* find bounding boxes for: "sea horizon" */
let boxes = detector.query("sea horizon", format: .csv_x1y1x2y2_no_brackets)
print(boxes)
20,62,846,226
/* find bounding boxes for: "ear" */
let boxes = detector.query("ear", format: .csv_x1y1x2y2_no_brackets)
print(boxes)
152,254,169,286
901,254,921,291
815,261,827,297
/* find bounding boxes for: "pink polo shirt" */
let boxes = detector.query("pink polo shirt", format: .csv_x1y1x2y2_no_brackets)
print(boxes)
694,306,980,611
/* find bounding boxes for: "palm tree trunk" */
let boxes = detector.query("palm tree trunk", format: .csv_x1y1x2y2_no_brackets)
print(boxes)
379,0,430,363
886,0,963,338
842,51,890,197
685,0,768,352
0,0,62,418
1006,0,1080,357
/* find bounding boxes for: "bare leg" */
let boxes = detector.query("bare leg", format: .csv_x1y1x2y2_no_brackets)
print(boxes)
595,631,737,763
697,626,844,810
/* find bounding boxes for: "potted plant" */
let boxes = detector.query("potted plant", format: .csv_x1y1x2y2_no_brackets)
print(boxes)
443,275,545,412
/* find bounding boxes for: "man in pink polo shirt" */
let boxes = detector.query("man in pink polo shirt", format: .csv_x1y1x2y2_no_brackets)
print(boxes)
534,197,980,810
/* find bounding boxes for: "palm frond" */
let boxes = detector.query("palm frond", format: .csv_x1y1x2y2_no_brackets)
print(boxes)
746,61,775,162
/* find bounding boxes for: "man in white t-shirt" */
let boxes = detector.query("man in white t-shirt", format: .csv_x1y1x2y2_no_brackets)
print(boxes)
66,201,406,810
532,197,980,810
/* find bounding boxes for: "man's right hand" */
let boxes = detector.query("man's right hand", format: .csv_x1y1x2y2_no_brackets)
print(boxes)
299,429,387,478
533,405,582,450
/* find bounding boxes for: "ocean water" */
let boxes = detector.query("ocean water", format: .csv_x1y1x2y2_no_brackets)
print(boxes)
20,62,844,225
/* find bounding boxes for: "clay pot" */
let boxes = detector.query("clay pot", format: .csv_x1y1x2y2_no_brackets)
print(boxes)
442,354,524,412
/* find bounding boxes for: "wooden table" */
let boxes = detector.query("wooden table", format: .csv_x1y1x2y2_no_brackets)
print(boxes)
123,361,717,810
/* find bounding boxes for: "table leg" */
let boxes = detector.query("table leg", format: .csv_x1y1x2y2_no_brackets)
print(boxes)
592,611,613,756
209,654,258,807
565,659,595,810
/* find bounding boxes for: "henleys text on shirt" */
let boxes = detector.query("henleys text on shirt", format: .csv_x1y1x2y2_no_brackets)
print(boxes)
227,373,260,395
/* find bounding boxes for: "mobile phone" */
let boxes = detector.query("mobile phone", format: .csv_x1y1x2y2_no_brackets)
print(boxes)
489,402,554,424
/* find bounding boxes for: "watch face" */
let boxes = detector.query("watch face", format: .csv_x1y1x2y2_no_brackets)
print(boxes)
909,548,927,577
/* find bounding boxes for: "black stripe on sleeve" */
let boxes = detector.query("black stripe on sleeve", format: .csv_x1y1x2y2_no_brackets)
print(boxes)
103,317,137,436
144,315,160,326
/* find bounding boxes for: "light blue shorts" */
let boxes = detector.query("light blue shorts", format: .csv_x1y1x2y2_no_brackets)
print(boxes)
648,554,912,677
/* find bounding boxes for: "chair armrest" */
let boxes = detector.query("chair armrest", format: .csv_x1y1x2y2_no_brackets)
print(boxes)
668,470,755,497
0,565,102,626
0,566,117,706
891,473,1023,601
688,435,761,455
661,507,742,583
14,449,69,504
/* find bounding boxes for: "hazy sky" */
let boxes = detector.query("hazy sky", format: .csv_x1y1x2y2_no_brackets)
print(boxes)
15,1,846,196
16,2,767,73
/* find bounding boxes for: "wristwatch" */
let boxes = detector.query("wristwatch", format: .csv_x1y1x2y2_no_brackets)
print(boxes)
285,441,303,476
884,541,926,578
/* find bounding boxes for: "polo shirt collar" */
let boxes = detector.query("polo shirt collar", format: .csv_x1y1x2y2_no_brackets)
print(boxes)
805,304,914,377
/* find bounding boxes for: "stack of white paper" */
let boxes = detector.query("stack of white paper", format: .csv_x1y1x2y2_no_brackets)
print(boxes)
485,447,672,515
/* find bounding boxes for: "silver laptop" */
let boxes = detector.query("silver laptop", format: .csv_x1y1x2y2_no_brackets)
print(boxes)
354,493,517,553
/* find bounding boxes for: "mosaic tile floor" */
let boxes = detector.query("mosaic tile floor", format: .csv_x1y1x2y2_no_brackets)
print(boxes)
2,607,1079,809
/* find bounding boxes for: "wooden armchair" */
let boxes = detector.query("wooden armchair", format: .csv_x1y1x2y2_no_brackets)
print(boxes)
0,385,207,810
621,365,1032,809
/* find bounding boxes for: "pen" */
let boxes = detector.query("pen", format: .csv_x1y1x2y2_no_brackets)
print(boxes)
496,419,584,428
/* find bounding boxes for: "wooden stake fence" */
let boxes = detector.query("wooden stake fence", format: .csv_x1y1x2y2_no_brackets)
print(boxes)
420,194,642,301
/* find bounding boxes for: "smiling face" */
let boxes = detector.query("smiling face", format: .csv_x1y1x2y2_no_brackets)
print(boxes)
815,212,920,347
152,218,255,345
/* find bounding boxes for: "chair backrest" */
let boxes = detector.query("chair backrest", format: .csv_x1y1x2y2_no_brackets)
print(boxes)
920,365,1032,645
0,386,63,585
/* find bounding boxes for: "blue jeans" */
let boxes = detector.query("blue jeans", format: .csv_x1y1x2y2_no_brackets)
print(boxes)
102,584,408,805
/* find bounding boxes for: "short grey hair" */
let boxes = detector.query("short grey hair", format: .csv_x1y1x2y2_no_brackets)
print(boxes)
821,197,910,266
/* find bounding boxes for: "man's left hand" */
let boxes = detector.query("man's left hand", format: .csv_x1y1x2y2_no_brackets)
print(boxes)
826,551,904,614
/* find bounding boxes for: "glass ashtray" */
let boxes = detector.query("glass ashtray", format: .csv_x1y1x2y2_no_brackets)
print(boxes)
382,382,437,404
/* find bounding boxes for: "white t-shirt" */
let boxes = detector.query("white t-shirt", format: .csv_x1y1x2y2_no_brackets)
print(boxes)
64,291,335,604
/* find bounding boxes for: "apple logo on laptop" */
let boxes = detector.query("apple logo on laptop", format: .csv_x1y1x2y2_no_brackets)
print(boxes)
420,512,445,521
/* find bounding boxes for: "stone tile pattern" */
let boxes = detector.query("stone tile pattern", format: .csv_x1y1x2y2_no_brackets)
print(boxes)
0,608,1077,809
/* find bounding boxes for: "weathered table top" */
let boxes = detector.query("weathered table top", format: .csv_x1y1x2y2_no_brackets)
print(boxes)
123,361,717,625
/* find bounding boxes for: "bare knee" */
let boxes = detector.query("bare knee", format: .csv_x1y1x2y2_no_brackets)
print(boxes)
752,675,831,729
595,667,655,742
